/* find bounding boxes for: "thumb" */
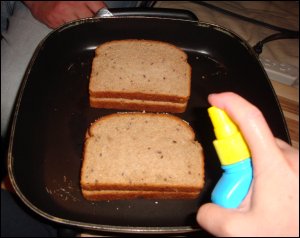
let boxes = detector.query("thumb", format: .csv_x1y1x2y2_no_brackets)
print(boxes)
197,203,242,236
208,92,283,175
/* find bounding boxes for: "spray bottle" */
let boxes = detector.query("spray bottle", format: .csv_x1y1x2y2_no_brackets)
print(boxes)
208,106,253,208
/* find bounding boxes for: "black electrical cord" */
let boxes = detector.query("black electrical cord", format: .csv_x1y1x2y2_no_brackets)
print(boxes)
193,1,299,55
193,1,298,34
253,31,299,54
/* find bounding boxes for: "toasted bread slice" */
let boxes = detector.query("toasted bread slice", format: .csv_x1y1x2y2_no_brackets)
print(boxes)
81,113,204,200
89,40,191,103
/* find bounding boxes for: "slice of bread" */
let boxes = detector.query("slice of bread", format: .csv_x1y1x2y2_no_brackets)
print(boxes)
81,113,204,200
89,40,191,103
89,97,187,113
82,189,199,201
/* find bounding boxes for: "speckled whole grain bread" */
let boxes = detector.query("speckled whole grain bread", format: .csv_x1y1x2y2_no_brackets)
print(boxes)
80,113,205,200
89,97,187,113
89,40,191,104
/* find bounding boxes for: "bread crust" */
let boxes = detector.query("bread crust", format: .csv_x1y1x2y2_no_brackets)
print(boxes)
86,113,195,137
95,39,189,59
89,97,187,113
82,189,200,201
89,91,190,103
81,184,203,192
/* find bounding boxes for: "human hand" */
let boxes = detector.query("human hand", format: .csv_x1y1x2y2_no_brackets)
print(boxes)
24,1,106,29
197,92,299,236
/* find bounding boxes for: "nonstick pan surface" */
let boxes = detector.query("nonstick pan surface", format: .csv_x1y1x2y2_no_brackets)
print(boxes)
8,15,290,234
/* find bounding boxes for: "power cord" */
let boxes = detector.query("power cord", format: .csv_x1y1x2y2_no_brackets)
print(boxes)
193,1,299,55
253,31,299,55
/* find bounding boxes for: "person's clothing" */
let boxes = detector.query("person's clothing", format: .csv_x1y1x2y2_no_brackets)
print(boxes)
1,2,51,138
1,189,58,237
1,1,16,33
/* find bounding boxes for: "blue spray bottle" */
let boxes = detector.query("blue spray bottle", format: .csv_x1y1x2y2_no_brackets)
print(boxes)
208,106,253,209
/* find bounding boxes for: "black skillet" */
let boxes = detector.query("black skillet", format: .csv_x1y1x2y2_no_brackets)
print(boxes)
7,8,290,235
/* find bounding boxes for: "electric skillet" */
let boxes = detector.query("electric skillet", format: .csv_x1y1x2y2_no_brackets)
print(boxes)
7,8,290,235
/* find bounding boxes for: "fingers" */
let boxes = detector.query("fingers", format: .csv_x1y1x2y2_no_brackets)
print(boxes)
85,1,107,14
197,203,241,236
200,92,299,236
44,1,107,28
275,138,295,152
73,6,94,19
208,92,283,175
67,2,106,19
275,138,299,174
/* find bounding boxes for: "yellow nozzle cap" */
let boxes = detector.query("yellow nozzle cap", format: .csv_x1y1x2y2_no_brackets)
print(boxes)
208,106,251,165
208,106,238,139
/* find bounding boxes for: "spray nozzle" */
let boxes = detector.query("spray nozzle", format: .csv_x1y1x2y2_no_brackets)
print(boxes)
208,106,250,166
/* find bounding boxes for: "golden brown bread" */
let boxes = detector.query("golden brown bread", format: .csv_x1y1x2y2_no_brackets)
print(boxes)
89,39,191,112
81,113,205,200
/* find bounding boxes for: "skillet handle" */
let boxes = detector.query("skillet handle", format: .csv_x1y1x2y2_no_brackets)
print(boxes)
96,8,199,22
